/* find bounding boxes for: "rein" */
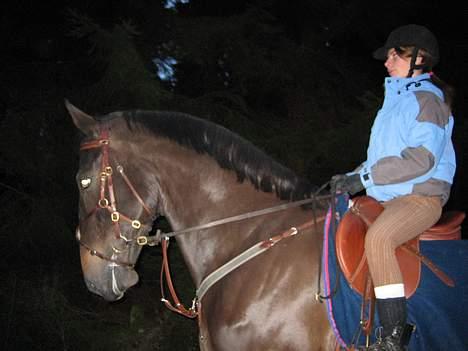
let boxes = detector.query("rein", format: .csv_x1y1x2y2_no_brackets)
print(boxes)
78,127,333,318
136,185,331,246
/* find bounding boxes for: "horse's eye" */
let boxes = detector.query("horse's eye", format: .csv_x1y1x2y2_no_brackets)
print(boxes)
80,177,92,189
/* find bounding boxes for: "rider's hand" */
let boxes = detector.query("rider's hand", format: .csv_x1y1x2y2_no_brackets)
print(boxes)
330,173,364,195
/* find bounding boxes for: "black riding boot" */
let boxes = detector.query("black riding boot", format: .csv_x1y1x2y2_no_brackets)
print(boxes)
367,297,413,351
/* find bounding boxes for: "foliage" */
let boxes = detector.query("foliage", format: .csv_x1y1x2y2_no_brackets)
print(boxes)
66,9,169,111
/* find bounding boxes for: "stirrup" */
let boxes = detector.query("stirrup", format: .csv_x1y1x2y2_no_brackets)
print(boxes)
367,324,414,351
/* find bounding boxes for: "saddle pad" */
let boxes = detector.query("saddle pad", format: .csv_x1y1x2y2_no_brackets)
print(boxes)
323,194,468,350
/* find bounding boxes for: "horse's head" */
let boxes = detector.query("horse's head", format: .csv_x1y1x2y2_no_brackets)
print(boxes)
67,101,156,301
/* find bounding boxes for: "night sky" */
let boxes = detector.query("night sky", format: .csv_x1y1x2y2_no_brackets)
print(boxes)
1,1,467,350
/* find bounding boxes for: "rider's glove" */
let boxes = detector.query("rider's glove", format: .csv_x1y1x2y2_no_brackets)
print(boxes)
330,173,364,195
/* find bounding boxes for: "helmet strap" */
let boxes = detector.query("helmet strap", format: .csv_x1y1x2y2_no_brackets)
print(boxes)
407,47,423,78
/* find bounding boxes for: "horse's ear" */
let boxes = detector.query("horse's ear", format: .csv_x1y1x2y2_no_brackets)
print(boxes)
65,99,97,136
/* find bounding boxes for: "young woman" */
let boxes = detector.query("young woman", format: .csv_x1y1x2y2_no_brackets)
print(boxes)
331,24,456,351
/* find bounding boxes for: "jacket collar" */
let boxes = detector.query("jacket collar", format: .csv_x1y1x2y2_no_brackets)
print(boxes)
384,73,432,94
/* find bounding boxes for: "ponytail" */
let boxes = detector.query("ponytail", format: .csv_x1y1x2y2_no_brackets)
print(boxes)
417,47,455,109
429,73,455,110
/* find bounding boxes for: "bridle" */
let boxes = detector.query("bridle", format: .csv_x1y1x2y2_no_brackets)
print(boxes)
76,125,155,268
76,125,332,317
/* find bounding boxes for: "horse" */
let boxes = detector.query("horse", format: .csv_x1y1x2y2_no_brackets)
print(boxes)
67,101,337,350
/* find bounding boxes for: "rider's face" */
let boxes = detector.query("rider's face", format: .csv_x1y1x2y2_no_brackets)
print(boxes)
384,48,423,78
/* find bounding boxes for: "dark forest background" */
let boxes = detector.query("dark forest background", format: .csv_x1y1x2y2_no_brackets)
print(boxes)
1,1,467,350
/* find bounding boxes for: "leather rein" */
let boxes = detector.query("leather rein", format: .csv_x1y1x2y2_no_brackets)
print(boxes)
77,126,330,318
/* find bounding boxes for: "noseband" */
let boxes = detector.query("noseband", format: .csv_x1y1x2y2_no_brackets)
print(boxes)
77,126,154,268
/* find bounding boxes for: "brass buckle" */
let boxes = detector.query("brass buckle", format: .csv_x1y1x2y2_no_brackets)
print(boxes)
131,220,141,229
137,236,148,246
111,211,120,222
98,198,109,208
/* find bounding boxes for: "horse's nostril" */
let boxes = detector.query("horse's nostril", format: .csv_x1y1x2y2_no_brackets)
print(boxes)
85,279,99,292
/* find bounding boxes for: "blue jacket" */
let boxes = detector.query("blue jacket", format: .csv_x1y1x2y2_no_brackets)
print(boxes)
354,73,456,204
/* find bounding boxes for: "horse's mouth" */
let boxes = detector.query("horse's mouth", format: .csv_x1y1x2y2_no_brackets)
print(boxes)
84,267,139,301
84,277,117,300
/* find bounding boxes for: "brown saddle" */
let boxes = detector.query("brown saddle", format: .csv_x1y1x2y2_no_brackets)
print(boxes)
336,196,464,299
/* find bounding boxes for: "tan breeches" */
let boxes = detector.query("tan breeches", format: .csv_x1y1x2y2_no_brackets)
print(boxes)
365,195,442,287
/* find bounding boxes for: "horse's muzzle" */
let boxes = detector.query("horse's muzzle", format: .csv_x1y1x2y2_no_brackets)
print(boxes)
84,267,139,301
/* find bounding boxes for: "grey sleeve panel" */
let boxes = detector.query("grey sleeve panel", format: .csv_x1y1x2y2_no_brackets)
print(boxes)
371,146,435,184
414,91,451,127
413,178,451,205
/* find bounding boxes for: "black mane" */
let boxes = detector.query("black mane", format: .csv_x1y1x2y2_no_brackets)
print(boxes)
104,110,315,200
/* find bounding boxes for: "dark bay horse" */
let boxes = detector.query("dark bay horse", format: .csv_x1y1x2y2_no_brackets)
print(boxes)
67,101,336,350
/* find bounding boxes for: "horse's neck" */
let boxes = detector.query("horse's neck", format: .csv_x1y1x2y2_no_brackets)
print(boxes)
147,140,290,285
174,189,291,286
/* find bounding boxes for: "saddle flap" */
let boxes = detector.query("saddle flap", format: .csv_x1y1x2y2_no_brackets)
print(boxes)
336,196,421,298
335,210,368,293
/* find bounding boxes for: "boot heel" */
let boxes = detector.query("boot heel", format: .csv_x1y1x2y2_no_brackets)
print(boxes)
400,324,415,348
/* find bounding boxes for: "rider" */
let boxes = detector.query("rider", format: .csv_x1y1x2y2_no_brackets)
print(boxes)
331,24,456,350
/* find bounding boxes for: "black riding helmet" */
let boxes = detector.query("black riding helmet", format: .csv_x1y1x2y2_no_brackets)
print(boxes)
373,24,439,77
